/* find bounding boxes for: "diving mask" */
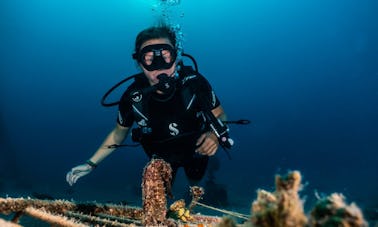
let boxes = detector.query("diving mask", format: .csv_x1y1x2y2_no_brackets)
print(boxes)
133,44,177,71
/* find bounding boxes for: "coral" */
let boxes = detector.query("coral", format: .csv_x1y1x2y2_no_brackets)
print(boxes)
190,214,223,225
0,218,22,227
216,216,237,227
170,199,186,212
188,186,205,211
23,206,86,227
0,170,369,226
0,197,143,226
309,193,368,227
249,170,369,227
169,199,193,222
251,171,307,227
141,158,173,226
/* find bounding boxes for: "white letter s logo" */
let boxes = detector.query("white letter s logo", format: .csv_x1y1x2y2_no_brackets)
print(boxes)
169,123,179,136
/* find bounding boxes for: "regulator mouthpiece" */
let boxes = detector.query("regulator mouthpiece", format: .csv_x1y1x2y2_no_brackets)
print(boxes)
156,73,175,94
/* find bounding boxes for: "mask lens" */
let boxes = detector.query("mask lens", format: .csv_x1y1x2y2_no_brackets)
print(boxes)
138,44,176,71
161,49,173,63
142,52,155,66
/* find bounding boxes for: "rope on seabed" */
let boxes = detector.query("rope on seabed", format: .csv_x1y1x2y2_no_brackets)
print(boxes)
194,201,250,220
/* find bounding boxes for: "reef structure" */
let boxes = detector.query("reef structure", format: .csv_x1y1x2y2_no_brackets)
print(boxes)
251,171,308,227
141,158,173,226
0,158,221,226
248,170,368,227
309,193,368,226
0,169,370,226
0,197,144,226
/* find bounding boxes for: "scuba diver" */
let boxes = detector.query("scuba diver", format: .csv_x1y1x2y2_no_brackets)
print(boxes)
66,23,236,187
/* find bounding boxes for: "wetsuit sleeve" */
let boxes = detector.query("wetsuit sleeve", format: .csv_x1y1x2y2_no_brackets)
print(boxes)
117,90,135,127
194,74,221,110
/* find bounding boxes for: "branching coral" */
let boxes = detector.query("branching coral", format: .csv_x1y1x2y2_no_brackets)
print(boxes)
141,158,173,226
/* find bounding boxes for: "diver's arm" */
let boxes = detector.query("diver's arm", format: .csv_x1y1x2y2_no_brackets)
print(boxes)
66,124,129,186
196,105,226,156
212,105,227,121
88,123,130,165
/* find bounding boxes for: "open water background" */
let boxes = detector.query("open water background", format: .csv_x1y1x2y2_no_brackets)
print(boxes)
1,0,377,224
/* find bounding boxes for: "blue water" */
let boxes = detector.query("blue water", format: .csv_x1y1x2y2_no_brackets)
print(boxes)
1,0,377,223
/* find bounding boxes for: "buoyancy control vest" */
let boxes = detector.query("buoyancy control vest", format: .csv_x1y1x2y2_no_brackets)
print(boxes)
128,66,214,143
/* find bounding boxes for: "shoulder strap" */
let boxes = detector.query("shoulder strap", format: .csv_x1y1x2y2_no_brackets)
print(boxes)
179,66,199,111
128,73,151,126
180,65,217,112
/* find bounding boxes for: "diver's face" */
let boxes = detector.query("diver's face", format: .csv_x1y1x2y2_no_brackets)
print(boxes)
139,38,177,86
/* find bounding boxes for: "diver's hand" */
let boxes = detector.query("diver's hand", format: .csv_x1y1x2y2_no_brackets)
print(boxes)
66,163,93,186
195,132,219,156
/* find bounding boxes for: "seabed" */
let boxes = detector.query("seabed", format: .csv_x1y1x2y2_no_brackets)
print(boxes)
0,166,372,226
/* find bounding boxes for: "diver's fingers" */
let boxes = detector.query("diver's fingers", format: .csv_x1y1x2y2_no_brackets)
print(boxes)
196,133,207,146
197,140,218,156
66,172,72,185
195,134,208,154
203,133,217,149
71,175,81,185
69,172,78,186
201,139,213,153
67,172,75,186
205,143,218,156
66,169,82,186
71,168,83,175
